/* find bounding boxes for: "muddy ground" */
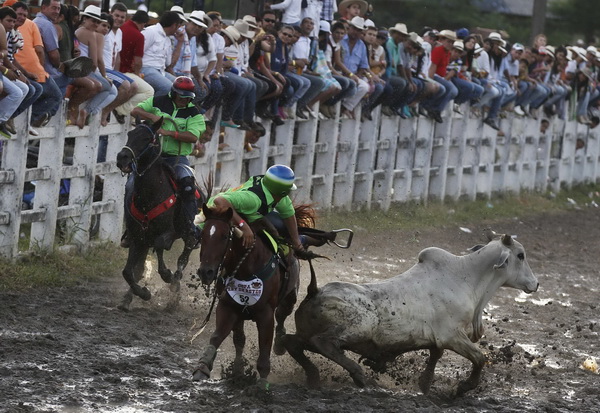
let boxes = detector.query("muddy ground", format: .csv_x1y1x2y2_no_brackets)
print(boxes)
1,207,600,412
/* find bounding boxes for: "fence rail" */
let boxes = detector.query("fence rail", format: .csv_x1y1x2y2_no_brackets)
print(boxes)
1,102,598,258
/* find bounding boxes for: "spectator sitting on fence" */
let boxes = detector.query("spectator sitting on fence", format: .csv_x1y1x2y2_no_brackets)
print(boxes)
447,40,484,115
0,19,25,139
1,6,41,135
358,21,386,121
381,22,410,117
98,6,143,125
141,11,183,96
34,0,99,128
12,1,62,135
425,29,458,123
336,16,370,120
74,5,117,128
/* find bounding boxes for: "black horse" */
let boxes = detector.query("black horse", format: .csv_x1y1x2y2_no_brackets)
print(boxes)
116,118,201,310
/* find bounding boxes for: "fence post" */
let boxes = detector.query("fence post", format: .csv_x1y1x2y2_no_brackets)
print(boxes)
0,113,29,258
410,116,435,202
311,104,340,210
293,111,319,204
372,113,399,210
353,107,381,209
333,109,361,210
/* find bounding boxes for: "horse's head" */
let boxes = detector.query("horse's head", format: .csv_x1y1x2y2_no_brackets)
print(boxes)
197,204,235,286
116,117,163,173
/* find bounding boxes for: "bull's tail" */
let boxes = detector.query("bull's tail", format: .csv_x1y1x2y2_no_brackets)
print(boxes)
306,258,319,299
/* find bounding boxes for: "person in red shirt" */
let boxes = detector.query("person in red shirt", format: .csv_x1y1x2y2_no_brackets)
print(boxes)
424,29,458,123
119,10,147,76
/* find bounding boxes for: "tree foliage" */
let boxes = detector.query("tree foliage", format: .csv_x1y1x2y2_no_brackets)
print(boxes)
549,0,600,43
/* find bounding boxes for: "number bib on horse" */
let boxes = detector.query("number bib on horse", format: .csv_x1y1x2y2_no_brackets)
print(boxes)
225,277,264,306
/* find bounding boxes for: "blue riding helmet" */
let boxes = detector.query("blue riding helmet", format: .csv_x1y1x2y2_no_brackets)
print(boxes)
263,164,297,196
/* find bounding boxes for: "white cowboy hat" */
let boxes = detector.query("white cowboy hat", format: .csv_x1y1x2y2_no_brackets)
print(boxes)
338,0,368,17
486,32,502,42
80,5,106,22
319,20,331,33
233,19,255,39
408,32,423,47
452,40,464,51
170,5,188,22
243,15,259,30
348,16,367,31
222,26,241,43
188,10,208,28
388,23,408,36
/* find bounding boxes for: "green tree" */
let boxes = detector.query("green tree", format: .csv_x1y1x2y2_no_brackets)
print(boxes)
550,0,600,43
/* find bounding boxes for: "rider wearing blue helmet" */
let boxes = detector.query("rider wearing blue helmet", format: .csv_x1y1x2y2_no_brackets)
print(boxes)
207,164,307,251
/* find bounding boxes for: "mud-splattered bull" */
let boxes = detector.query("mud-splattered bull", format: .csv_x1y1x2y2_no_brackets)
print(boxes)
283,233,538,396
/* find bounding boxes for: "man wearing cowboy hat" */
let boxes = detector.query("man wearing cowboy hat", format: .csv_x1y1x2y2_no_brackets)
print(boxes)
335,16,369,118
140,10,184,96
423,29,458,123
338,0,368,21
381,23,409,116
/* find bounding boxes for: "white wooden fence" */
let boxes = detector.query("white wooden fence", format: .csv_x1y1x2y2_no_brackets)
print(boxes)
1,102,598,258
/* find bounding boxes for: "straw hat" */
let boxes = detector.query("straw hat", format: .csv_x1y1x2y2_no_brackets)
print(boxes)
388,23,408,36
233,19,256,39
347,16,367,31
452,40,464,51
222,26,241,43
243,15,259,30
338,0,368,17
438,29,457,41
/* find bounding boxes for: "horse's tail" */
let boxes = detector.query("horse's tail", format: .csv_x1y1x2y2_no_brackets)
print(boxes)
306,258,319,299
293,203,317,228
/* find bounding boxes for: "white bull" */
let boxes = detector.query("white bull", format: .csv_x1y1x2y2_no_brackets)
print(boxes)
282,233,538,396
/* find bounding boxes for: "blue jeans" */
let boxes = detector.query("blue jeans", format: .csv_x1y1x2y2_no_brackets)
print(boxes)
0,78,25,122
85,72,117,115
284,72,310,107
297,73,324,108
430,74,458,112
31,77,62,123
223,72,256,122
12,80,42,119
140,67,175,96
451,77,484,104
326,75,354,106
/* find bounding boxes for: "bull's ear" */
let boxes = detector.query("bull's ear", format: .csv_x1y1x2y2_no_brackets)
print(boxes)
494,250,510,269
483,228,496,242
501,234,513,246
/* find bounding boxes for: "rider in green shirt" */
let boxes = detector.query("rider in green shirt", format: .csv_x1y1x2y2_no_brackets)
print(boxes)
126,76,205,248
207,165,308,252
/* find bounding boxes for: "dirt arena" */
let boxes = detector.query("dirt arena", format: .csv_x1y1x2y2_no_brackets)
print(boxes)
1,207,599,412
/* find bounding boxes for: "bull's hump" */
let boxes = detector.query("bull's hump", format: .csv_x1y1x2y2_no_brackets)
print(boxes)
417,247,456,265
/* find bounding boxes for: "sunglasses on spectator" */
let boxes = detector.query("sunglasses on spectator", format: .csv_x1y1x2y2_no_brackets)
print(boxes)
263,18,277,23
280,32,293,37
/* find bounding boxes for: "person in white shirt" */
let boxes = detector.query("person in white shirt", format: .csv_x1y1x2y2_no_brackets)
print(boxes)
140,11,183,96
266,0,302,26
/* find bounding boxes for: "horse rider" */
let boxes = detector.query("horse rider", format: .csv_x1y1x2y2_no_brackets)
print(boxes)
122,76,205,248
205,164,334,253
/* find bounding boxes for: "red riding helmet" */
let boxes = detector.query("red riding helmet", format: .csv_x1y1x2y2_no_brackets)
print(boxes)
171,76,196,99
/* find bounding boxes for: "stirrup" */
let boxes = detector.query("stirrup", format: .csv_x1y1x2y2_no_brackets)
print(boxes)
328,229,354,249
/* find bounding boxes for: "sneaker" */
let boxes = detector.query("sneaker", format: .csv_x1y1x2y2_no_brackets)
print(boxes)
514,105,525,116
402,105,412,118
284,106,296,120
220,120,240,129
381,106,395,117
0,122,12,139
29,127,39,136
295,107,308,120
430,110,443,123
62,56,95,78
272,115,285,126
484,117,500,130
5,118,16,134
529,107,539,120
112,110,126,124
418,106,430,118
453,103,463,115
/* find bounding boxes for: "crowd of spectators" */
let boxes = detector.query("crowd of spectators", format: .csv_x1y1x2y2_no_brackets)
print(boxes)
1,0,599,142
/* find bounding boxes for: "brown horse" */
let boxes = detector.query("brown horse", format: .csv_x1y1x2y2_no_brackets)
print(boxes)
192,204,312,389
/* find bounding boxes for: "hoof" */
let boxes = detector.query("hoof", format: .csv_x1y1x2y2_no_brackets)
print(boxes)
273,333,287,356
256,378,271,392
139,287,152,301
192,364,211,382
351,373,367,388
159,269,173,284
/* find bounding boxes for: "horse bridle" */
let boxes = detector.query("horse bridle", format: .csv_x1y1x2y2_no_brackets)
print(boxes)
120,123,163,177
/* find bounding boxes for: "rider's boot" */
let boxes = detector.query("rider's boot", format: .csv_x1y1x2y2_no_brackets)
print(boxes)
179,176,200,249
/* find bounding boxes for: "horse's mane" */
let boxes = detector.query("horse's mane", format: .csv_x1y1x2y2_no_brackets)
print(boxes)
293,203,316,228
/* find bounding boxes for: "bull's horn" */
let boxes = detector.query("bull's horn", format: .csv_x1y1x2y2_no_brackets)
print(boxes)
501,234,513,246
483,228,497,242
